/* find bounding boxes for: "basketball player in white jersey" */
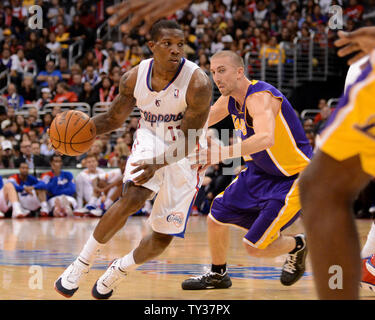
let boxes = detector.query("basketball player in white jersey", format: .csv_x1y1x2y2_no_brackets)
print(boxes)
54,20,212,299
74,154,105,215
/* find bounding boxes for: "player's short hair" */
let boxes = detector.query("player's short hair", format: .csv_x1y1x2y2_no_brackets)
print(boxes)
19,160,28,167
150,20,182,41
211,50,245,68
50,154,62,163
85,153,98,161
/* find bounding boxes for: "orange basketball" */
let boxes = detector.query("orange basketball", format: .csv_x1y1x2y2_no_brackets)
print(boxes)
49,110,96,156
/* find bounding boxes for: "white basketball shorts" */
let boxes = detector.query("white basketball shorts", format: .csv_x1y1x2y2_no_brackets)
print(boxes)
18,189,41,211
123,127,204,237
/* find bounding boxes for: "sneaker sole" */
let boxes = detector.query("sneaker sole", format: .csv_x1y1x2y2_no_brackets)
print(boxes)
91,259,116,300
54,278,79,298
182,282,232,290
91,281,114,300
360,281,375,293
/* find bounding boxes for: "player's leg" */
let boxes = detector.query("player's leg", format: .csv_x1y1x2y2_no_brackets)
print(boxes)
299,150,370,299
3,182,30,218
35,189,49,216
54,181,153,298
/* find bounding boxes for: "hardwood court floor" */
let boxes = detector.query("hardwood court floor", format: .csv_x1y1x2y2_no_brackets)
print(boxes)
0,215,374,300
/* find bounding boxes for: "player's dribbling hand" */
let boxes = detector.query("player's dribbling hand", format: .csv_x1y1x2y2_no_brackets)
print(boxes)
191,136,223,174
106,0,192,35
130,160,163,186
335,26,375,65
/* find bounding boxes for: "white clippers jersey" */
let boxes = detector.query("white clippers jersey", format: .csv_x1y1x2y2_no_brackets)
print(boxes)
134,58,200,145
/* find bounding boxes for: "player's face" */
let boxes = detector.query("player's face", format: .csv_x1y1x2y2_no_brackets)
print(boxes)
210,57,240,96
149,29,185,72
51,157,63,172
85,157,98,171
19,163,29,177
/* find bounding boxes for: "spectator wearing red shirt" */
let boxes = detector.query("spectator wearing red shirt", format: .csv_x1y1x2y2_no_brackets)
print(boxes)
52,82,78,103
344,0,364,21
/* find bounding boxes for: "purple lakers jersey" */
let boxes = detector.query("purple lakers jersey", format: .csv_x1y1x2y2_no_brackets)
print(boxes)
228,80,312,177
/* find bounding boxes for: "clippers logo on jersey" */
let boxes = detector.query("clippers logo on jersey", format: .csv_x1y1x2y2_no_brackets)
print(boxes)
140,109,184,126
353,114,375,141
166,212,184,228
57,178,68,185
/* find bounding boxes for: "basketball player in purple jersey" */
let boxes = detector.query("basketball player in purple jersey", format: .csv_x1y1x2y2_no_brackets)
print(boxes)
182,50,312,289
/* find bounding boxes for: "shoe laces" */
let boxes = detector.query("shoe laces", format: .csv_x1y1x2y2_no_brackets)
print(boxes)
66,261,89,284
283,253,298,274
101,261,127,289
191,268,224,281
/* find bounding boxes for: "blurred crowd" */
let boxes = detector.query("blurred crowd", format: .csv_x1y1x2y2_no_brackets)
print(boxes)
0,0,372,219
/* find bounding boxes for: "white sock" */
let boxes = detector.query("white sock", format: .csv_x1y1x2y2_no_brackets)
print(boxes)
104,198,113,210
78,234,104,265
361,222,375,258
118,249,137,271
41,201,48,211
12,201,22,213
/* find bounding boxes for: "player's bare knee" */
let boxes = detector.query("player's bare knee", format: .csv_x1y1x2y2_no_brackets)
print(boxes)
243,242,265,257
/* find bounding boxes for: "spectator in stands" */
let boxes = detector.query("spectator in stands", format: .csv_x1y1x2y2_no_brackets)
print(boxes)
68,14,87,43
122,131,134,152
102,48,118,75
10,46,28,82
0,47,18,79
108,141,131,167
36,60,62,88
81,64,101,87
115,48,131,73
36,87,52,110
315,105,332,133
305,129,316,149
8,161,49,216
70,73,83,97
55,23,71,54
18,74,36,104
344,0,364,22
46,31,62,56
52,82,78,103
96,76,116,103
15,139,49,169
303,118,315,132
41,154,77,217
126,116,139,138
77,81,94,107
94,39,107,72
4,82,24,110
88,139,107,167
0,139,16,169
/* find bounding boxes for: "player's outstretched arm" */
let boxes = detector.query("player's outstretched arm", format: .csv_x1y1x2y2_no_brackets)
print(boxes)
107,0,193,35
207,95,229,127
335,26,375,65
92,67,138,136
195,91,279,171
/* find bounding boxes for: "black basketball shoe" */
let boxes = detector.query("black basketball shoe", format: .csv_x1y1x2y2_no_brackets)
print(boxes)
182,270,232,290
280,234,308,286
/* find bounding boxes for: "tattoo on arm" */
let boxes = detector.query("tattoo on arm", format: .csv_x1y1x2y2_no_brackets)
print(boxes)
92,68,137,136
